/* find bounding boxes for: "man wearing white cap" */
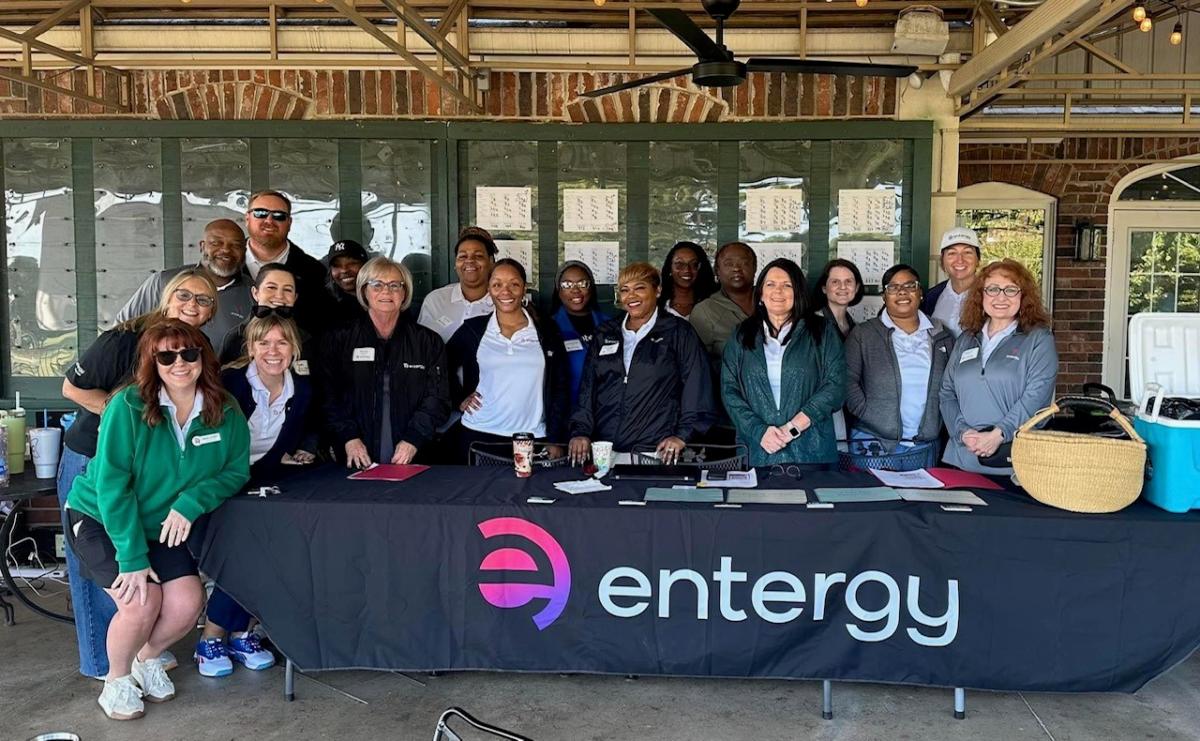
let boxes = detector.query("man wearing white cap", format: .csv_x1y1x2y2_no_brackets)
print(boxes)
921,226,981,338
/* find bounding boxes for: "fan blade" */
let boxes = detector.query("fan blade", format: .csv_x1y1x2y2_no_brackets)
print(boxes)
646,8,727,61
746,57,917,78
582,68,693,98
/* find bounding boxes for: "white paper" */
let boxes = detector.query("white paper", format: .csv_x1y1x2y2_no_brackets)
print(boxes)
476,186,532,231
847,295,884,324
838,189,896,234
700,469,758,489
727,489,808,505
553,479,614,494
749,242,805,279
869,468,945,489
745,188,805,234
896,489,988,506
564,241,620,285
563,189,619,233
837,241,895,286
494,240,534,272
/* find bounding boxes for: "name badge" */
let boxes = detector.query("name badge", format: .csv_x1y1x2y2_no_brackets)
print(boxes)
353,347,376,362
960,347,979,363
292,360,310,376
564,339,584,353
437,315,453,328
192,432,221,446
599,342,619,357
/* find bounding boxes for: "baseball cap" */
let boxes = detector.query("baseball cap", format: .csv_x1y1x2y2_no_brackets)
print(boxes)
326,239,369,263
939,227,981,254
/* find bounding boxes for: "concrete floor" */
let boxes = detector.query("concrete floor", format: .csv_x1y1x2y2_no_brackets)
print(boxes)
4,595,1200,741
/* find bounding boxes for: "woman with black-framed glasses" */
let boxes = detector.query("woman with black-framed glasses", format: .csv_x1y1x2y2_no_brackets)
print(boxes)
551,261,611,408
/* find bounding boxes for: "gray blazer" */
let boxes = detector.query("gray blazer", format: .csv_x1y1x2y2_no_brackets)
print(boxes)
938,325,1058,474
844,315,955,444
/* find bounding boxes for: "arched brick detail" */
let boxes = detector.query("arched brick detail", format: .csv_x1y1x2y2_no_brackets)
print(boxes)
565,79,728,123
153,82,310,120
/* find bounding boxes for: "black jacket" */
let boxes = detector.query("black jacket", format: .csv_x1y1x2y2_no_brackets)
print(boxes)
276,243,333,336
220,366,318,482
325,283,367,332
218,318,318,370
569,312,715,451
321,312,451,458
921,280,948,317
446,313,571,442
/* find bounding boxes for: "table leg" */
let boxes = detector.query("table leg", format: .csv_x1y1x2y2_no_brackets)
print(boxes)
821,680,833,720
953,687,966,719
285,658,295,702
0,589,13,626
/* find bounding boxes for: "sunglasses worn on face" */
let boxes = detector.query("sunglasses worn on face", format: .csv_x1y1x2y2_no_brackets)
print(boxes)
250,208,290,222
251,304,294,319
155,347,202,366
173,288,216,308
559,279,591,291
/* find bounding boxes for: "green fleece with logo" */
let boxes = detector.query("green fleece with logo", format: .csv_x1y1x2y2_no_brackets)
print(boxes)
67,385,251,573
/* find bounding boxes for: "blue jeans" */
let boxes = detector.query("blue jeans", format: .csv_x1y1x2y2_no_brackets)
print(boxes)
206,587,252,634
57,446,117,678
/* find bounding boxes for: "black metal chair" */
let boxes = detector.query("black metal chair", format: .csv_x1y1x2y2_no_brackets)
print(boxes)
631,443,749,471
468,441,569,469
433,707,532,741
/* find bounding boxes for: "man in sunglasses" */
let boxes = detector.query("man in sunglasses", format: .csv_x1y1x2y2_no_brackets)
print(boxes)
115,219,254,348
244,190,330,334
324,239,369,329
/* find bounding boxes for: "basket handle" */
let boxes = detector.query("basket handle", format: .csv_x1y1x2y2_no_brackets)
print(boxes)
1082,382,1119,406
1017,400,1145,443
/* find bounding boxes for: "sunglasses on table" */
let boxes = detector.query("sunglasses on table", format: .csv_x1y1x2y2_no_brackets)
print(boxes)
154,347,203,366
250,208,291,222
173,288,216,307
251,305,294,319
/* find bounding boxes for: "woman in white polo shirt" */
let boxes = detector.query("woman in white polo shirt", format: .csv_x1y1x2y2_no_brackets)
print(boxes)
418,226,497,342
446,258,570,463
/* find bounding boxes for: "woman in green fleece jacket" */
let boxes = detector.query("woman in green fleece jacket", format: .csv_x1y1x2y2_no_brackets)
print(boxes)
66,319,250,721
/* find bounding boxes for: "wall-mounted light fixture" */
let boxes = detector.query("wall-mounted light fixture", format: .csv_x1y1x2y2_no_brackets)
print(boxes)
1074,221,1104,262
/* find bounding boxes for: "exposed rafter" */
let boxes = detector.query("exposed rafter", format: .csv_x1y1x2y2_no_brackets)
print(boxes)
22,0,91,40
435,0,469,40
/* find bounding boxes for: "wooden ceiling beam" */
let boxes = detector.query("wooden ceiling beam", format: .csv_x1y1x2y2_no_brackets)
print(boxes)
22,0,92,39
434,0,468,39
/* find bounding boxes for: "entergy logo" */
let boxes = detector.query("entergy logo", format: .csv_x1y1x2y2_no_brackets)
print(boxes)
477,517,571,631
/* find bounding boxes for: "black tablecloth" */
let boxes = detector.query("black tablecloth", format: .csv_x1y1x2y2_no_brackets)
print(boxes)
194,464,1200,692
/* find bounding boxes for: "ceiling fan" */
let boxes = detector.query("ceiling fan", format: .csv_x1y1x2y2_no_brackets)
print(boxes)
584,0,918,98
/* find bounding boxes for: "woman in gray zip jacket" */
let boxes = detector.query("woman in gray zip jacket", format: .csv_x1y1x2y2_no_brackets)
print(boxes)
939,259,1057,474
844,264,955,464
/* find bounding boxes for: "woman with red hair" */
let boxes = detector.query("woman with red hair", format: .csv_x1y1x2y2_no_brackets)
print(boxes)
65,319,250,721
939,259,1057,474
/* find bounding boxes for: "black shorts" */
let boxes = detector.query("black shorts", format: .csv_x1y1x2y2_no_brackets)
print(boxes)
65,509,198,588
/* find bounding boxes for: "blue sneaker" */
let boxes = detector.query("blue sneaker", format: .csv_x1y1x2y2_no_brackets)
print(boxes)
193,637,233,678
228,631,275,670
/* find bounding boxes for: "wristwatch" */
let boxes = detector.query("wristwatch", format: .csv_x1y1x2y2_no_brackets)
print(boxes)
785,423,802,439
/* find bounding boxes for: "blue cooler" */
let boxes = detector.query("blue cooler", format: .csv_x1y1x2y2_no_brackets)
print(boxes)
1128,314,1200,513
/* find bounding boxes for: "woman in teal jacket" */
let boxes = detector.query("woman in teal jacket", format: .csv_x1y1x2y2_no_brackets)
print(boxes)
722,258,846,466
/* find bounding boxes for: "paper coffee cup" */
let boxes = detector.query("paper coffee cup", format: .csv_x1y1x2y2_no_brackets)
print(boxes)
591,441,614,475
30,427,62,479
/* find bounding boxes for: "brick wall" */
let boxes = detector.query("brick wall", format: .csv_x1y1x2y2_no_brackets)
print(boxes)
960,137,1200,390
0,68,898,121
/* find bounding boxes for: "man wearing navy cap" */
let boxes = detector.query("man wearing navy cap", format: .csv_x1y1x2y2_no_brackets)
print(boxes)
921,226,981,338
325,239,369,329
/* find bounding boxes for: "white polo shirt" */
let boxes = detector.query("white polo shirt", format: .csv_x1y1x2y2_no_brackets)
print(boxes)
881,310,934,441
245,242,291,280
763,322,792,409
980,319,1019,367
158,388,204,451
622,309,658,373
932,283,967,338
462,310,546,437
418,283,495,342
245,363,295,464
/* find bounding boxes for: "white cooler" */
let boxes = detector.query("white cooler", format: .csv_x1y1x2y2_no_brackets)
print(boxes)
1128,313,1200,512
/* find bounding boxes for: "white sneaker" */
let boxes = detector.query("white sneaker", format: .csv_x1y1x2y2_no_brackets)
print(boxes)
159,649,179,672
98,675,145,720
131,656,176,703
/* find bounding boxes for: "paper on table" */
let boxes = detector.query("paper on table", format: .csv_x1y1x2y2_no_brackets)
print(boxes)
928,467,1005,491
700,469,758,488
347,463,430,482
552,479,613,494
745,188,805,234
476,186,532,231
896,489,988,506
645,487,724,503
838,189,896,234
869,468,945,489
563,189,619,232
495,240,534,272
837,241,894,285
814,487,902,503
848,295,884,324
564,241,620,284
727,489,809,505
749,242,805,279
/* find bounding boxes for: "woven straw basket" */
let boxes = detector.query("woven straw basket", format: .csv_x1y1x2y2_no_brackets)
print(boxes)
1012,398,1147,514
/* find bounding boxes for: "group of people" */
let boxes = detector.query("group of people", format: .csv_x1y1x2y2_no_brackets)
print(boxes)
57,189,1059,722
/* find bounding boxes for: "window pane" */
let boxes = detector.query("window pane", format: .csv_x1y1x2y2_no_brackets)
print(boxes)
269,138,338,259
956,208,1047,288
181,138,250,249
648,141,717,269
558,140,626,286
461,140,539,284
740,140,811,275
3,138,77,377
830,139,903,285
1118,166,1200,201
362,139,433,297
1126,230,1200,316
95,138,163,331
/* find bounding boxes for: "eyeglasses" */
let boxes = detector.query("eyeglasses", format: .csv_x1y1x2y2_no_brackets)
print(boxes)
769,464,803,479
251,305,294,319
559,279,592,291
983,285,1022,298
250,208,290,222
366,279,405,293
883,281,920,295
671,260,701,271
172,288,216,308
154,347,202,366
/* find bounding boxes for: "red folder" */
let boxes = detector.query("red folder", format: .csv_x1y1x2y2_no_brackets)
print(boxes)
347,464,430,482
927,467,1004,491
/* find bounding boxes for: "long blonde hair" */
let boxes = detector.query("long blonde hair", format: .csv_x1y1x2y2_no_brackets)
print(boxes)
115,268,219,333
